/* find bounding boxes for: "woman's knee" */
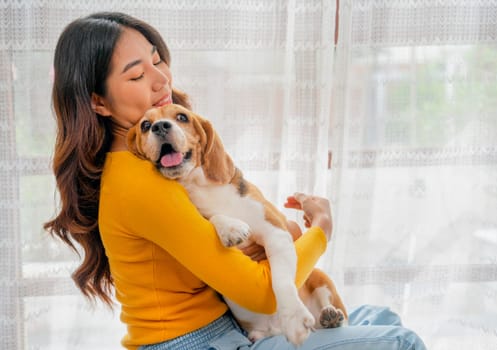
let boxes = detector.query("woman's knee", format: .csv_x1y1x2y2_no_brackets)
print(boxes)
247,325,426,350
397,327,427,350
348,304,403,326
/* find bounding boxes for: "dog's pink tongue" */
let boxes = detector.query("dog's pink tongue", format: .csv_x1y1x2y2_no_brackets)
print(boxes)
160,152,183,167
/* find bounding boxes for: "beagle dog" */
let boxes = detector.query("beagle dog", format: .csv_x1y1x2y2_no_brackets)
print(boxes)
127,104,347,345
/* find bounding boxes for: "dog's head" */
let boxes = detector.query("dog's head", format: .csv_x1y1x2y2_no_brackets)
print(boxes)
127,104,235,183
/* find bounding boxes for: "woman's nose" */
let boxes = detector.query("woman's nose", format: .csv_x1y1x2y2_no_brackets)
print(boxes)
152,69,169,92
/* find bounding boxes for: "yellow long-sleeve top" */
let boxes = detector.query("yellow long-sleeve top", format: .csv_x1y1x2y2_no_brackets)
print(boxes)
98,151,328,350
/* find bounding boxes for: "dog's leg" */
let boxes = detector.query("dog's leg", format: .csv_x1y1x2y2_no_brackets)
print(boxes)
251,225,315,345
313,286,346,328
210,214,251,247
302,270,347,329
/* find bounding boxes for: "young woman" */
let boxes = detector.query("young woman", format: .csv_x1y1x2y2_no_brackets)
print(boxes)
44,12,426,350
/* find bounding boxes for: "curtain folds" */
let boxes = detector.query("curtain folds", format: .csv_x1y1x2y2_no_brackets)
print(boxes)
1,1,496,349
327,1,497,349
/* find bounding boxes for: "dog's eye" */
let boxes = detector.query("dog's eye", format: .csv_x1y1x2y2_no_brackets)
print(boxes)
141,120,152,132
176,113,189,123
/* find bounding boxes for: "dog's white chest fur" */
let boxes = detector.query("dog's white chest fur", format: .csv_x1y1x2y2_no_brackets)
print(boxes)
180,168,264,226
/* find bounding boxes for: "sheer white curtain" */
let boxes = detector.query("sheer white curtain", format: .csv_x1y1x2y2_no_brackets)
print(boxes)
1,1,496,349
326,1,497,349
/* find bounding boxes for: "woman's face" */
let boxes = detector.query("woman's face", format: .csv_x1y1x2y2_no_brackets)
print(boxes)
93,28,173,129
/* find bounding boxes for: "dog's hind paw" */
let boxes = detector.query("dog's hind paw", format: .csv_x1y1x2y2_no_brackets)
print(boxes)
210,214,251,247
319,305,345,328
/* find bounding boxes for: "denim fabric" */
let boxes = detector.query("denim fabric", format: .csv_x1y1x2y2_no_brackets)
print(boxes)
141,305,427,350
139,313,249,350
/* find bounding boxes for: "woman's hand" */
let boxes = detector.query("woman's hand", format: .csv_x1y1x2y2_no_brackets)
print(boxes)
284,192,333,241
238,240,266,262
239,193,331,260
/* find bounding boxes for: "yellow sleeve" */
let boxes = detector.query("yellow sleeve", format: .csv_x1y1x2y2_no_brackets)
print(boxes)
118,161,327,314
294,226,328,287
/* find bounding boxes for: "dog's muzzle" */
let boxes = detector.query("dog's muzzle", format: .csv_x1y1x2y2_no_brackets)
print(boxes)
156,143,192,169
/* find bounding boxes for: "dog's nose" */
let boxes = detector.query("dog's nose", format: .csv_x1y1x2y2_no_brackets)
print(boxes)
152,121,172,135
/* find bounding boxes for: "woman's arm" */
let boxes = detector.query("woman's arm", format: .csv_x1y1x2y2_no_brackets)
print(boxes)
239,195,332,264
119,165,327,314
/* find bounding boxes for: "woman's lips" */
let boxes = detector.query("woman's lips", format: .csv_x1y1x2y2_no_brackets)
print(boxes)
153,95,172,107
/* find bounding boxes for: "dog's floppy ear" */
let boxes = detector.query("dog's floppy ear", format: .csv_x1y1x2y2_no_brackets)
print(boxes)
126,125,143,159
193,114,235,184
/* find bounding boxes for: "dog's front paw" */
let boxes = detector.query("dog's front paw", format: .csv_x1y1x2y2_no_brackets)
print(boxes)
319,305,345,328
210,215,251,247
279,304,315,346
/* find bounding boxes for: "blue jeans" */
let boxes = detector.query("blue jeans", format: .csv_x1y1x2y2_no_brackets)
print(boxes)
139,305,427,350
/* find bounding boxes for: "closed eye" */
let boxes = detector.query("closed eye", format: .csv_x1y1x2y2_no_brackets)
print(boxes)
129,59,162,80
130,73,144,81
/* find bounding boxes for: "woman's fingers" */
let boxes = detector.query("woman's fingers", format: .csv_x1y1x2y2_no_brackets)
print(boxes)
285,192,333,240
239,241,267,261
